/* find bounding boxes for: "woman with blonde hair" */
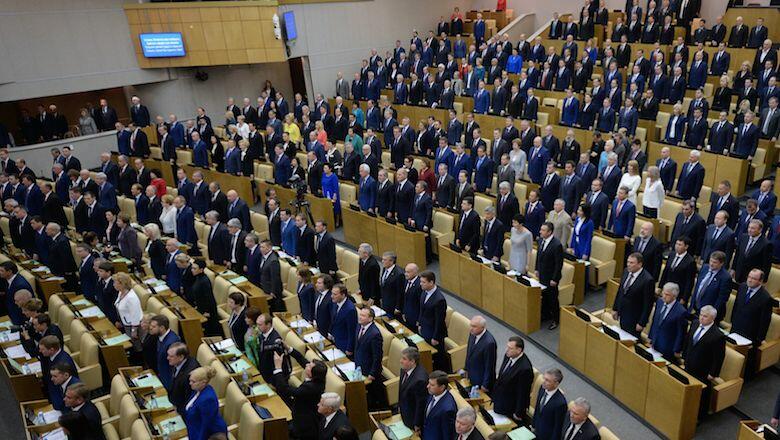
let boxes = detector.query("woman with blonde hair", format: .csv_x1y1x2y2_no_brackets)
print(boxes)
642,165,665,218
283,113,301,144
315,120,328,145
734,98,753,127
78,108,98,135
235,115,250,139
113,272,142,350
184,366,228,440
144,223,166,278
159,194,176,235
618,160,641,205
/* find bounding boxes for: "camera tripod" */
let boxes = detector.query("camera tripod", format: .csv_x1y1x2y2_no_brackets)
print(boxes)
290,198,315,226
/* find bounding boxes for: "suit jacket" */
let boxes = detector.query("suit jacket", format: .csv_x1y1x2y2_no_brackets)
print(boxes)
183,385,227,440
683,323,726,381
533,388,568,440
689,266,731,317
422,391,457,440
490,353,534,418
330,299,357,354
170,357,200,414
418,287,447,342
319,410,351,440
273,370,325,440
613,268,655,334
733,234,773,283
156,331,181,389
354,322,383,378
536,236,563,286
379,264,405,314
398,364,429,429
561,418,600,440
634,235,663,280
296,226,316,266
648,299,688,357
49,234,77,277
731,284,773,344
228,307,249,351
465,330,497,391
315,232,338,274
659,251,697,302
458,210,481,251
608,199,636,237
314,290,333,337
259,251,283,299
228,199,252,232
675,161,704,200
700,225,735,268
671,212,707,256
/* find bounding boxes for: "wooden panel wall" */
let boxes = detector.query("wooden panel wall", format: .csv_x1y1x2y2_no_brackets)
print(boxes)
124,1,287,68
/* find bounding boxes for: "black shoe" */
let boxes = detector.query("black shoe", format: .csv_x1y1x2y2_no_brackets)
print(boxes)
548,322,559,330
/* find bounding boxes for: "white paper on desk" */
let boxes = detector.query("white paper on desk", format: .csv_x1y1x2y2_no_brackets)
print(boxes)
153,284,170,293
646,346,667,362
46,276,64,281
579,260,592,267
41,409,62,424
0,330,20,342
478,255,492,265
41,428,67,440
334,361,356,372
323,348,346,361
487,410,513,426
506,270,518,276
214,339,236,350
26,360,42,374
310,267,321,275
726,332,752,346
606,325,638,342
78,306,104,318
290,319,311,329
5,344,30,359
303,332,325,343
31,266,49,273
370,306,387,317
521,276,546,290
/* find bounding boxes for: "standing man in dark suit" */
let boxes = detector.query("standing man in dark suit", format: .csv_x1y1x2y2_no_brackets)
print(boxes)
398,347,429,432
707,180,740,228
561,398,600,440
536,222,564,329
655,146,677,193
491,336,533,423
272,356,327,440
45,222,78,290
378,251,404,316
612,252,655,337
317,393,352,440
463,316,497,393
533,368,568,440
402,263,423,330
659,237,697,303
354,307,386,409
701,211,736,267
683,305,725,415
690,251,732,319
357,243,380,306
418,271,448,370
731,269,774,375
129,96,150,127
313,275,334,337
258,240,283,311
633,222,663,280
422,371,457,439
670,200,707,257
648,283,689,359
166,342,200,415
62,384,105,440
314,220,338,276
675,150,705,200
732,220,773,283
456,197,481,252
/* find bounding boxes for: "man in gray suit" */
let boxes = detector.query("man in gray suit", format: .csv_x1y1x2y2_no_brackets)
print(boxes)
759,96,780,140
335,72,350,99
496,154,515,186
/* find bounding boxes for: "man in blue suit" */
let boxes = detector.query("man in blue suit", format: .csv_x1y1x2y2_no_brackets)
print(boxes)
675,150,705,200
38,336,78,407
527,137,550,184
357,165,377,212
736,199,767,236
688,53,708,90
709,43,731,76
684,108,707,149
648,283,689,359
422,371,457,439
480,207,504,261
701,211,736,265
753,179,777,221
734,112,760,159
164,238,183,293
464,316,497,392
707,111,734,153
410,182,433,233
472,146,493,193
151,315,181,390
667,67,686,103
354,307,386,408
560,89,579,126
450,145,472,183
473,13,486,45
75,244,99,302
48,362,80,411
472,81,490,114
584,178,610,230
173,196,196,248
279,209,297,256
243,234,262,285
533,369,568,440
313,275,334,337
223,141,241,175
21,175,44,216
93,173,117,212
328,284,356,354
418,271,447,370
445,111,462,147
191,131,209,168
189,172,210,216
168,116,185,148
393,76,408,104
227,190,252,232
596,99,616,133
608,187,636,238
524,190,546,238
0,261,33,325
618,98,639,136
689,251,732,318
272,145,291,183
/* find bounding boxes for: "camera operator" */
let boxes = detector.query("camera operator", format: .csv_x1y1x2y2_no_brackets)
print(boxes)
253,313,284,383
272,350,327,440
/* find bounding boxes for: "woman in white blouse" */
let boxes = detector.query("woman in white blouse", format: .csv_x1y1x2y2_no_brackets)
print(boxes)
113,272,143,350
642,165,665,218
235,115,250,140
618,160,641,205
159,194,177,236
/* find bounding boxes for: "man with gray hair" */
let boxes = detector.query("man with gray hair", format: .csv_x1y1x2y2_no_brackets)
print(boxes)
204,210,229,265
225,218,247,270
683,304,726,416
562,397,600,440
455,406,481,439
94,172,117,211
533,368,567,440
648,282,688,359
398,346,428,431
464,315,497,392
317,391,352,437
547,198,573,247
480,206,504,261
379,251,404,315
601,150,621,202
357,243,380,305
357,163,377,212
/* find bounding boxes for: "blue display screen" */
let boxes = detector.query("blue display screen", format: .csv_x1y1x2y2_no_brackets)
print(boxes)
139,33,186,58
283,11,297,41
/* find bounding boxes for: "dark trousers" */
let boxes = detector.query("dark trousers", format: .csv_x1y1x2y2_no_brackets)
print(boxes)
541,285,560,323
643,206,658,218
366,375,388,410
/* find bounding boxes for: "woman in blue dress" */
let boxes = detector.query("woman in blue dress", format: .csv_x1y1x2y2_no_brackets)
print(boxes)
321,162,341,226
569,204,594,260
184,366,227,440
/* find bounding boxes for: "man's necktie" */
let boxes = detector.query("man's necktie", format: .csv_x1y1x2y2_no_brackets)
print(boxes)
693,325,704,344
623,272,635,290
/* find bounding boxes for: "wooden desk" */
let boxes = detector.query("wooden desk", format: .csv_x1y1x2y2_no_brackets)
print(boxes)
613,342,662,417
19,400,57,430
88,317,132,377
157,294,206,354
456,255,483,308
644,363,704,440
1,358,45,402
374,219,427,270
502,275,541,335
558,306,597,372
436,245,462,295
481,265,505,321
369,411,421,440
737,421,771,440
583,324,625,394
569,258,586,305
304,193,337,229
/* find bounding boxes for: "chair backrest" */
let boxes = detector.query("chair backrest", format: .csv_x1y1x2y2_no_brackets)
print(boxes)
284,330,307,355
448,312,471,345
385,337,408,377
79,332,100,366
160,308,179,334
109,374,129,416
0,216,9,238
214,277,232,306
340,184,356,204
224,381,249,425
48,295,65,323
766,313,780,341
590,236,616,261
432,211,454,233
130,418,149,440
132,284,151,309
211,360,232,398
324,368,346,399
377,323,394,357
340,250,360,276
765,266,780,297
251,212,269,237
58,307,76,337
68,320,87,354
719,347,745,381
598,426,619,440
119,394,140,438
238,401,264,439
196,342,217,367
145,296,165,314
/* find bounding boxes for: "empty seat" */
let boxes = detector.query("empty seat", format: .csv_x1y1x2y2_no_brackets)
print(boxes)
589,236,617,285
445,312,471,371
430,211,455,254
710,347,745,412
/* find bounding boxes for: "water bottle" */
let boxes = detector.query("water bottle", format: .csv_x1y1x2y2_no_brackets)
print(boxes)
318,339,325,351
354,366,362,381
36,410,44,425
296,325,303,336
242,370,249,383
21,364,29,375
470,386,479,399
149,396,157,409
